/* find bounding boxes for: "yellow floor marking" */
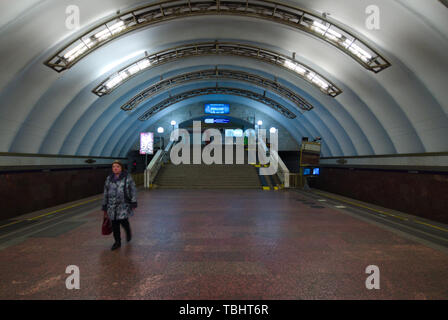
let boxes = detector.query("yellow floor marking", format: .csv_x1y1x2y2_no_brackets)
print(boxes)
0,197,102,239
27,197,102,221
0,220,23,230
313,191,448,233
313,191,408,221
414,220,448,233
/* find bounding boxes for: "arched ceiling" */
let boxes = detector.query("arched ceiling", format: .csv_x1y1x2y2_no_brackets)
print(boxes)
0,0,447,158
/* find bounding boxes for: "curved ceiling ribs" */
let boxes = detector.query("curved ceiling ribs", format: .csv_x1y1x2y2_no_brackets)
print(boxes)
6,0,446,160
138,86,298,120
39,0,396,158
44,0,390,73
121,68,314,112
64,63,357,160
93,41,341,97
109,97,317,158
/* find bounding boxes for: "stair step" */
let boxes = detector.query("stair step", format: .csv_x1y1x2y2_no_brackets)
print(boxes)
154,160,263,189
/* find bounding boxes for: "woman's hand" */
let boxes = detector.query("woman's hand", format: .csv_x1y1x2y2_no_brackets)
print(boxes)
103,210,108,218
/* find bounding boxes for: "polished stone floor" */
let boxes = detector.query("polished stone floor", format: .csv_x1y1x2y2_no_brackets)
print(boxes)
0,189,447,299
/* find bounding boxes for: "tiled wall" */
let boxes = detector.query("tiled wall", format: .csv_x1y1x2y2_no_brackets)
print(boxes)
310,167,448,224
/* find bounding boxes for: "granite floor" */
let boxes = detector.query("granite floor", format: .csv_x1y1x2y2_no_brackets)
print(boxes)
0,189,447,299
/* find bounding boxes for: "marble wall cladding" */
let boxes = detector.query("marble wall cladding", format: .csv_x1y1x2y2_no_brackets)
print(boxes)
0,168,111,221
310,167,448,224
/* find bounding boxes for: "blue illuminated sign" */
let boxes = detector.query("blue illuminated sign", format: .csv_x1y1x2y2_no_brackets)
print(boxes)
303,168,320,176
204,118,230,124
214,118,230,124
205,104,230,114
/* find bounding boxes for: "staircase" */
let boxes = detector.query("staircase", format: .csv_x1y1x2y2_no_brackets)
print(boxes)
153,144,262,189
154,163,261,189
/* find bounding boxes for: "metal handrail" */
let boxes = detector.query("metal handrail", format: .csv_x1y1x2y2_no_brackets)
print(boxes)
144,140,175,188
258,135,290,188
272,150,290,188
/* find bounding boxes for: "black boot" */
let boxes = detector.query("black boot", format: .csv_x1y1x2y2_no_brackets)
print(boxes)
111,220,121,249
111,241,121,251
122,219,132,242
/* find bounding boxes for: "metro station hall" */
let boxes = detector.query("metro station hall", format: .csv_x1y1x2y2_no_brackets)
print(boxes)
0,0,447,300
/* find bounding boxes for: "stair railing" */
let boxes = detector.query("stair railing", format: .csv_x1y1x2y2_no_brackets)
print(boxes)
258,137,290,188
144,140,175,189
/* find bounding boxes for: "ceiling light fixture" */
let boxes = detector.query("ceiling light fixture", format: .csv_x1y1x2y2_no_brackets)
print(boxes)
92,42,341,97
44,0,390,73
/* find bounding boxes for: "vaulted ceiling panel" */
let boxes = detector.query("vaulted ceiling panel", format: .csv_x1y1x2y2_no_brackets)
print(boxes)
0,0,446,159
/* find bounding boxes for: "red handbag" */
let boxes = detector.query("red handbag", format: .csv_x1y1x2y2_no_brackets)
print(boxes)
102,214,112,235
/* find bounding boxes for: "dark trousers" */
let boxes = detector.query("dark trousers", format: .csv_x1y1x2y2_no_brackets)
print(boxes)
111,219,131,243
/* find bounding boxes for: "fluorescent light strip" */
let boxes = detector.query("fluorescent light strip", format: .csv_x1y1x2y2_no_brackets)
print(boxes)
121,68,315,112
63,38,92,62
44,0,390,73
312,21,342,42
92,42,341,97
127,64,141,75
110,21,125,34
284,60,306,75
343,39,372,62
103,58,152,90
105,76,121,89
94,21,125,41
284,61,330,91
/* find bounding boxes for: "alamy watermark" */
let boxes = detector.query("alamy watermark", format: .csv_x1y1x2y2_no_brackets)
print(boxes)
65,265,80,290
169,121,278,175
365,5,380,30
65,5,80,30
365,265,380,290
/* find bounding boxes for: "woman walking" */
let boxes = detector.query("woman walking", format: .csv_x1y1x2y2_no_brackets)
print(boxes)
102,160,138,251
